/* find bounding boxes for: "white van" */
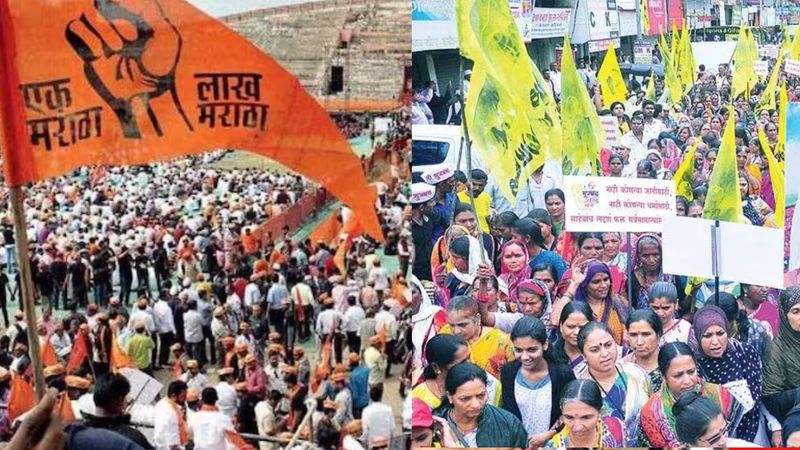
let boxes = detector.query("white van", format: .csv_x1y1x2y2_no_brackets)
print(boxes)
411,124,485,183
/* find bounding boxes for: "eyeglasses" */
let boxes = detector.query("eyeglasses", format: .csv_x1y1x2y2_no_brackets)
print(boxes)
698,419,730,446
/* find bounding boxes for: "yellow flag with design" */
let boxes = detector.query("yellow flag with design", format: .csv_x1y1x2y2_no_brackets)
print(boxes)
678,24,696,92
597,41,628,109
732,25,758,100
673,140,698,201
758,125,785,228
659,33,682,104
559,34,604,176
456,0,562,201
702,106,743,223
777,82,788,168
789,28,800,59
758,51,783,112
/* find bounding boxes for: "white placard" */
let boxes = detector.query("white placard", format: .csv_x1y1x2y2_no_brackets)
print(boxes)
530,8,572,39
753,61,769,78
718,220,784,289
758,45,779,59
662,216,716,279
588,38,622,53
120,367,164,405
662,216,785,289
374,117,392,133
634,43,653,64
599,116,622,146
785,58,800,76
564,176,676,232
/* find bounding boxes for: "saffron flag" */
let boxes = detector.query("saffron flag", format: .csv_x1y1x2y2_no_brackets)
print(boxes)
702,106,743,223
758,125,785,228
559,34,603,176
41,338,59,367
55,392,76,423
225,430,257,450
309,210,342,248
0,0,381,240
66,333,89,374
456,0,562,202
597,41,627,109
673,140,698,201
110,331,135,374
8,374,36,421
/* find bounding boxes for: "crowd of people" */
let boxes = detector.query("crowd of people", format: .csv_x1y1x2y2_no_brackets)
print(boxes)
0,112,412,450
410,30,800,448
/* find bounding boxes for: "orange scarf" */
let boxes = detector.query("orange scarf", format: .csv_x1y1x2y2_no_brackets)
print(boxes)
168,399,189,445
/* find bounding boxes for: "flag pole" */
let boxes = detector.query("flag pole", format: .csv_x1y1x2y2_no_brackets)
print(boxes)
9,186,46,398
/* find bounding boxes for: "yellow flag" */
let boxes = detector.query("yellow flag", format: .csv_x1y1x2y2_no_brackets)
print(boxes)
456,0,562,201
645,70,657,101
597,42,628,109
759,51,784,112
702,106,743,223
790,27,800,59
659,33,682,104
678,24,696,92
673,140,698,201
670,21,680,63
758,126,785,228
732,25,758,100
777,82,788,167
640,0,650,35
559,34,604,176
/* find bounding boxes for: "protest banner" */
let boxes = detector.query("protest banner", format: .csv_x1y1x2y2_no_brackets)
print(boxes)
598,117,622,146
754,61,769,78
663,216,784,289
564,176,676,232
785,58,800,76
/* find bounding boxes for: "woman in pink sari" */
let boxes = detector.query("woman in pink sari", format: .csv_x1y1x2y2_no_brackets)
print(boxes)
498,239,531,303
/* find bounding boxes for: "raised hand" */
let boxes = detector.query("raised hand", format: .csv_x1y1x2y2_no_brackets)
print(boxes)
65,0,191,138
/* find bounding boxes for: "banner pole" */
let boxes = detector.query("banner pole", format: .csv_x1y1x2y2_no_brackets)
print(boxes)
9,186,46,398
712,220,720,300
626,232,633,306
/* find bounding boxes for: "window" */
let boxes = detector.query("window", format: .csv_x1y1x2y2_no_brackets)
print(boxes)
412,140,450,167
329,66,344,94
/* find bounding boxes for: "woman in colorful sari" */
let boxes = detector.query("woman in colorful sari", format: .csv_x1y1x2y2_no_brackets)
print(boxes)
554,261,628,344
740,173,775,227
501,316,576,448
511,218,568,280
693,305,762,442
575,322,651,445
441,295,516,383
629,234,683,310
544,379,626,448
638,342,744,447
623,310,663,391
498,239,531,303
648,282,695,349
433,361,529,448
549,302,593,375
600,232,627,275
556,233,626,299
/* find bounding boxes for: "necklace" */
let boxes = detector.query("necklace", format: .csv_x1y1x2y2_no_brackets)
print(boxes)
588,366,625,397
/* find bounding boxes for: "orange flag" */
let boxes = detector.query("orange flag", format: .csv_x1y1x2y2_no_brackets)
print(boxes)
41,338,59,367
55,392,76,423
66,333,89,374
309,210,342,248
0,0,381,241
110,333,135,373
225,430,257,450
7,374,36,421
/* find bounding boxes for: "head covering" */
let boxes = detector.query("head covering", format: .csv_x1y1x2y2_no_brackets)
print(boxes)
411,183,435,204
268,332,281,340
692,305,729,344
764,286,800,398
449,235,484,285
575,261,613,304
347,353,360,365
44,364,65,377
421,164,453,185
498,239,532,301
412,398,433,428
170,343,183,352
218,367,234,376
66,376,91,390
268,344,283,355
283,366,299,375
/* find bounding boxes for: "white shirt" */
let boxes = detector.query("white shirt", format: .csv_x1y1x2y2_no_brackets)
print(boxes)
180,372,207,393
187,409,234,450
513,174,557,217
316,309,343,336
254,401,276,450
343,306,366,333
129,309,156,333
643,117,666,137
290,283,314,307
620,130,655,166
153,398,183,450
374,310,398,340
216,381,238,418
367,267,390,292
153,300,176,334
361,401,394,446
184,310,204,343
50,332,72,358
244,282,261,308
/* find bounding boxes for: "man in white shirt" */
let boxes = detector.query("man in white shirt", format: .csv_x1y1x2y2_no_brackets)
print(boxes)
291,277,315,341
367,261,389,294
153,295,176,368
188,387,235,450
641,99,666,137
316,296,344,365
254,390,284,450
154,380,189,450
129,298,156,334
620,114,652,167
361,384,394,448
373,301,398,376
243,274,262,310
180,359,207,393
513,165,557,217
183,300,205,364
49,321,72,359
215,367,238,418
343,296,366,355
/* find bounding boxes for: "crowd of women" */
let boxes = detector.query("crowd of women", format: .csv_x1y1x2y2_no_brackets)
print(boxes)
410,33,800,448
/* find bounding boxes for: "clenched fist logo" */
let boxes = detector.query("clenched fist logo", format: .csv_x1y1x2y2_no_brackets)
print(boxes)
66,0,193,138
